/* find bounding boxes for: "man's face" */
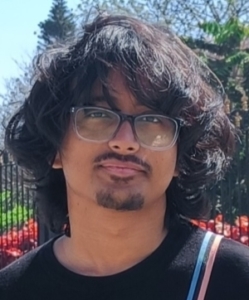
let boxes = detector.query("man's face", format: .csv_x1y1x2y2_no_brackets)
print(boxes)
54,69,178,212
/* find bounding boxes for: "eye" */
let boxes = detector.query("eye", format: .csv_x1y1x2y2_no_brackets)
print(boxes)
86,111,109,118
141,116,161,123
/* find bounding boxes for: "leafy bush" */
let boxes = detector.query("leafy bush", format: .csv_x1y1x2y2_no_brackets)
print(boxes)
0,191,33,234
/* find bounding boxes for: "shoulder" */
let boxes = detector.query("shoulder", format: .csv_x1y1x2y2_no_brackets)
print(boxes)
186,227,249,299
207,235,249,299
215,236,249,273
0,236,56,294
188,223,249,265
0,246,41,291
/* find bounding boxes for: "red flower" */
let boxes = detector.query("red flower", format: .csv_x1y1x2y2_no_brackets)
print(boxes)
5,248,22,257
215,214,223,223
192,214,249,245
235,216,249,235
207,220,215,231
191,220,208,230
240,236,249,245
0,219,38,269
231,226,240,240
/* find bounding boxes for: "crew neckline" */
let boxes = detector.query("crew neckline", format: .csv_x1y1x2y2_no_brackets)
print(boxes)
38,219,195,294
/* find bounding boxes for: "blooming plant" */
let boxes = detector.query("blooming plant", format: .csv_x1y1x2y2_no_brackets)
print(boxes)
0,218,38,269
192,214,249,245
0,191,34,234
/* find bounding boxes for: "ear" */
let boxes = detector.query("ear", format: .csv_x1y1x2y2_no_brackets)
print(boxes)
52,152,63,169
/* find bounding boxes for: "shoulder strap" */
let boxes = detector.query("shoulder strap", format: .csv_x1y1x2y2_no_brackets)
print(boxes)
196,234,223,300
186,231,223,300
186,231,213,300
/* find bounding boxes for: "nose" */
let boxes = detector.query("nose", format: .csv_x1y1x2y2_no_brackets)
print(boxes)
108,121,140,154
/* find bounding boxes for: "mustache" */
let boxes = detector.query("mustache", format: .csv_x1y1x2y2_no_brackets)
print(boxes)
94,152,151,173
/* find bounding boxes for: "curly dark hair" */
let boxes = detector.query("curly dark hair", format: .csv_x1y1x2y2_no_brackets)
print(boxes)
4,12,236,233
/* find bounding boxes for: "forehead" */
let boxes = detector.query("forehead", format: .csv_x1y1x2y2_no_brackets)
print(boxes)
91,68,127,95
90,68,145,110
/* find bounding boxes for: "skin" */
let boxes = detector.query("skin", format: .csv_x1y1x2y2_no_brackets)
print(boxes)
53,69,178,276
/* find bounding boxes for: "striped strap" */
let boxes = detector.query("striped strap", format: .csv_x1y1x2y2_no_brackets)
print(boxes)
186,231,223,300
186,231,213,300
196,234,223,300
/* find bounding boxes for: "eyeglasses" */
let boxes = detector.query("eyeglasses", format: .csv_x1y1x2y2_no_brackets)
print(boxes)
70,106,182,151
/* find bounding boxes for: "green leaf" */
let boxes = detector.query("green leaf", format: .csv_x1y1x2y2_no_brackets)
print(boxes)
0,191,11,203
199,21,221,36
226,52,249,66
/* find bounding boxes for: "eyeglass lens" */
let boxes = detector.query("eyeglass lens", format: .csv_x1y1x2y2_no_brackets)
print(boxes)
74,107,177,148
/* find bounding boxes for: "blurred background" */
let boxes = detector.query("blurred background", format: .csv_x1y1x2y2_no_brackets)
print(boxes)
0,0,249,268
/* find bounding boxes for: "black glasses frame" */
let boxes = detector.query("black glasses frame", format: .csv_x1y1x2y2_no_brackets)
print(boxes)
70,106,183,151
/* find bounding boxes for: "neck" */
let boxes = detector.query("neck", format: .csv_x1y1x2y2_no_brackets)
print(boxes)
54,195,167,276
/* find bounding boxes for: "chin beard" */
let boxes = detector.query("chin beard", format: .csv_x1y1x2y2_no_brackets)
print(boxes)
96,190,144,211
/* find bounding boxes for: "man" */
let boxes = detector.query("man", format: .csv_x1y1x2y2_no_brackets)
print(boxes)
0,12,249,300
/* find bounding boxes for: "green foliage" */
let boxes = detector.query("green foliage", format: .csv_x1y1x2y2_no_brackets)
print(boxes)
0,191,33,234
36,0,76,50
189,18,249,108
199,18,249,45
0,191,11,203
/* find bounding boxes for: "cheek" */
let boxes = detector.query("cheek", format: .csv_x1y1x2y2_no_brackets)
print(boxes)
60,132,110,189
60,137,94,183
61,153,91,186
152,150,178,183
60,147,98,200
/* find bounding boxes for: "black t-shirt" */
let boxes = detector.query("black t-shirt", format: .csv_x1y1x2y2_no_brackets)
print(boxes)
0,220,249,300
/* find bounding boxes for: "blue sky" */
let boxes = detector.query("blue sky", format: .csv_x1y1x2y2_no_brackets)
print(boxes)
0,0,79,101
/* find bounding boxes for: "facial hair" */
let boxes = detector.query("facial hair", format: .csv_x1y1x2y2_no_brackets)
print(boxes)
96,190,144,211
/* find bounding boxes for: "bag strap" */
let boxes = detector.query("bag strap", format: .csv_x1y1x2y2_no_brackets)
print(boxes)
186,231,213,300
196,234,223,300
186,231,223,300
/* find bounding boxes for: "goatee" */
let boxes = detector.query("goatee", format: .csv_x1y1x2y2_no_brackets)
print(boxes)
96,190,144,211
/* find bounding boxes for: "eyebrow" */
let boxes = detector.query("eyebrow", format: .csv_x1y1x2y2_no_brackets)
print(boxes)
90,95,113,103
90,95,147,109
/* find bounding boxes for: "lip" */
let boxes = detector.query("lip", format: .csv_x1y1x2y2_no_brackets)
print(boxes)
97,160,146,177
